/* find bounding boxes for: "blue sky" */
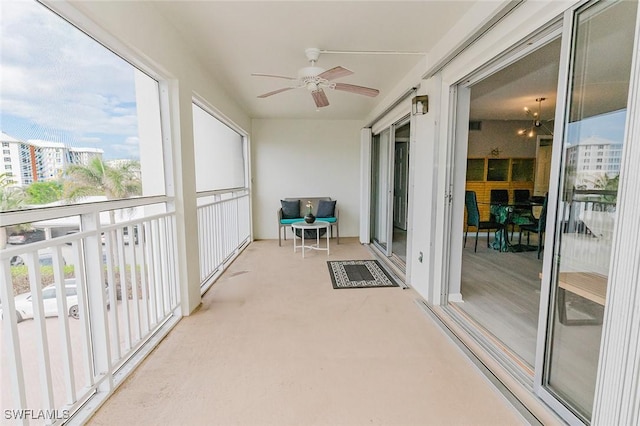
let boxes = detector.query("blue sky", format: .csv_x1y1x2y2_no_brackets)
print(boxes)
566,109,627,146
1,0,140,160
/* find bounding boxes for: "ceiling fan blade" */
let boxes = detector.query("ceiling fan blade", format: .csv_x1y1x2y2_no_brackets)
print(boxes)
311,89,330,108
318,66,353,81
251,73,298,81
333,83,380,97
257,87,294,98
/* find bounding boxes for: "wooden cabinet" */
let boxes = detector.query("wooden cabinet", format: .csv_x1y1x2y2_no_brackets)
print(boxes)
465,157,535,221
487,159,509,181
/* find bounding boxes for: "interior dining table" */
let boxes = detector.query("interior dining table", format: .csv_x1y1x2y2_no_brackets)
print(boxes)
489,202,538,252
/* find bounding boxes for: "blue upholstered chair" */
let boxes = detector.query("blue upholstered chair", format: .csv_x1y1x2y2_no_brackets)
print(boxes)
518,194,548,259
464,190,502,252
489,189,509,222
511,189,533,238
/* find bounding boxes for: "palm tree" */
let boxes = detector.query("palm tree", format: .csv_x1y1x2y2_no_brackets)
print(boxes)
64,157,142,201
0,173,26,249
65,158,143,301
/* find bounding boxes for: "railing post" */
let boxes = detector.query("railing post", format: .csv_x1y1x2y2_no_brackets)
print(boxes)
0,261,28,422
25,252,55,414
80,211,113,392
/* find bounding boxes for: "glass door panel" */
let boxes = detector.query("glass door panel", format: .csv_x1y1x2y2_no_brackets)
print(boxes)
371,129,392,254
456,37,561,370
543,0,637,421
392,121,410,263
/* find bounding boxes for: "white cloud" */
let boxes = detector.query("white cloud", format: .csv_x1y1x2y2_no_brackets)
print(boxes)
112,136,140,159
0,1,141,144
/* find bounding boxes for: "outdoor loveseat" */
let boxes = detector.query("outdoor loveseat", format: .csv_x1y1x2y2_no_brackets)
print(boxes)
278,197,339,246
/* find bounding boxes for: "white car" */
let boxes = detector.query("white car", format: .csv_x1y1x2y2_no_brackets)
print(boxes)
10,252,63,267
2,280,111,323
6,280,79,323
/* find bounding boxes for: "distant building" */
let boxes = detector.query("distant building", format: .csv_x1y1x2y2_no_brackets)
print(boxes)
0,131,103,187
1,131,27,186
565,136,623,189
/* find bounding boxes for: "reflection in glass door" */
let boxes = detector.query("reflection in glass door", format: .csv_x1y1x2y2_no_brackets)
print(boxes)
542,0,637,421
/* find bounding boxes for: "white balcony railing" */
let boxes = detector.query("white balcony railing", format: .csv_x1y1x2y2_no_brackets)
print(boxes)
196,189,251,292
0,197,181,424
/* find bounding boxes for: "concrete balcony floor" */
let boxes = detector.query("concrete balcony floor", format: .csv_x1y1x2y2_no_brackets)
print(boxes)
88,238,526,425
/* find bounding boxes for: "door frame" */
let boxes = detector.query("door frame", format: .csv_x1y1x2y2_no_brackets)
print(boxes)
442,14,587,426
534,1,640,424
370,115,411,261
371,128,393,256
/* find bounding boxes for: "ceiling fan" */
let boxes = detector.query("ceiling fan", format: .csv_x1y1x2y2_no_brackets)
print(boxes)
251,48,380,108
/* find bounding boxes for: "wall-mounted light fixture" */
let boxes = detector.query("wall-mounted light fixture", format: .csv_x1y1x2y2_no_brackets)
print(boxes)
411,95,428,115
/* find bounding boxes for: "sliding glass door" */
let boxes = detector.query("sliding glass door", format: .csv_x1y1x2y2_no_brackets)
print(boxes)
446,0,638,423
392,122,410,263
371,129,392,254
454,37,560,369
540,0,637,421
370,119,411,265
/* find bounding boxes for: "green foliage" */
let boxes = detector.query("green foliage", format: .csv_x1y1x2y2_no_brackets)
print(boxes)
25,181,63,204
584,173,619,203
11,264,76,279
11,264,76,295
0,172,25,212
64,157,142,201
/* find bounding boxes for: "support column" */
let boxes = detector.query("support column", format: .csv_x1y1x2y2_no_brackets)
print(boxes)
163,80,201,315
359,128,372,244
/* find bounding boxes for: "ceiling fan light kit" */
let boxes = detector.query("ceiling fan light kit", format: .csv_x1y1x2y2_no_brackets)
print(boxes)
252,47,380,108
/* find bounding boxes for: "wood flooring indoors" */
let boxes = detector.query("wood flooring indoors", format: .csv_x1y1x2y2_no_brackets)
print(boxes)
455,233,603,412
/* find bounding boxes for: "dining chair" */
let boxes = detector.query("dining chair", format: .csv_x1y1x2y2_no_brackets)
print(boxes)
511,189,532,238
490,189,509,222
514,189,531,206
518,193,548,259
464,190,502,252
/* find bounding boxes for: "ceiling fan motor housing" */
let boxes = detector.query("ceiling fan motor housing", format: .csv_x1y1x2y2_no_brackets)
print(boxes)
298,66,326,80
299,47,326,87
305,47,321,62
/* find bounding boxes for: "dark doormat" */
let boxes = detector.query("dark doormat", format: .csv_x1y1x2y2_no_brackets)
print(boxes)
327,260,399,289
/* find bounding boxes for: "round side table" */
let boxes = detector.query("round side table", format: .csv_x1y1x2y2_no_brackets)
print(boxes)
291,221,330,258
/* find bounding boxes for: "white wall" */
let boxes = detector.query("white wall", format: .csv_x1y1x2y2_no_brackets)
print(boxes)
251,119,363,240
467,120,547,158
406,77,441,300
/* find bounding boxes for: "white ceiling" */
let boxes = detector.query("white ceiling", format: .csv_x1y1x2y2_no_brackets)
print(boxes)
152,1,482,120
470,39,561,122
152,1,633,123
